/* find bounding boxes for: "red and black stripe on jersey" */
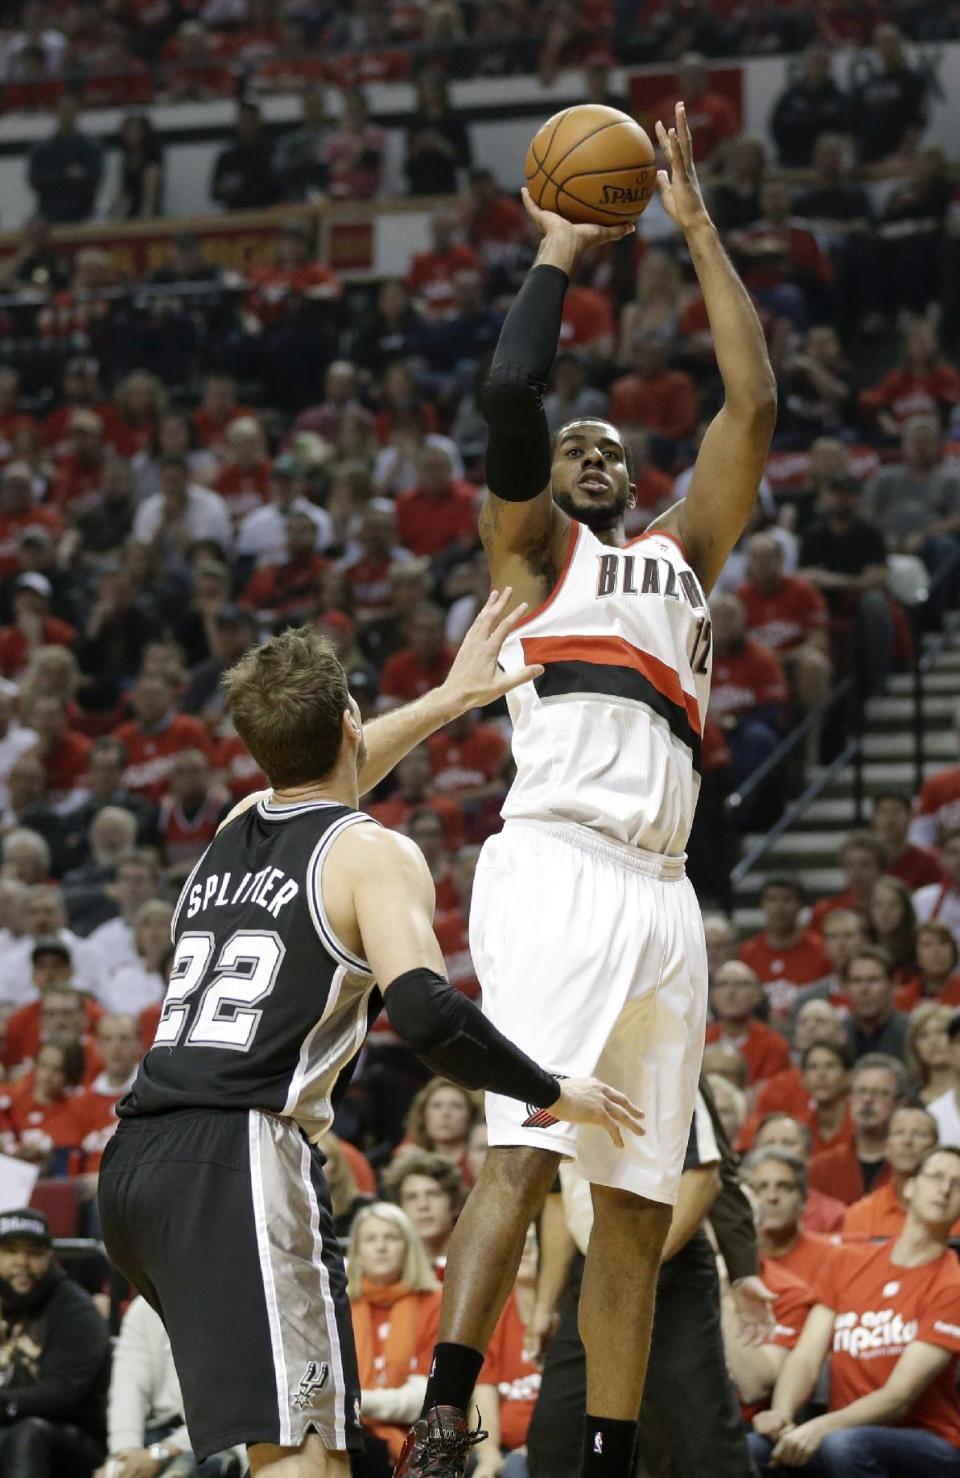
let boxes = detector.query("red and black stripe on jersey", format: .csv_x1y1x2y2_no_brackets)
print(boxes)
522,635,703,772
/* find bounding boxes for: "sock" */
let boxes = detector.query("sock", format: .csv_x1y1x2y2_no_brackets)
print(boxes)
581,1415,638,1477
420,1342,485,1416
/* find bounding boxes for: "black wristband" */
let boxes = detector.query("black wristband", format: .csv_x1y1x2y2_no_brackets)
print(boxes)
384,967,560,1109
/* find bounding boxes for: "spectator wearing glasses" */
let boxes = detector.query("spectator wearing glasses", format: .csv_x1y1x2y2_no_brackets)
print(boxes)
808,1053,905,1205
750,1146,960,1477
842,1105,946,1242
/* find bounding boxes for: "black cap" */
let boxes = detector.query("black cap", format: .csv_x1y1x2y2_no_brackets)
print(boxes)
0,1209,50,1246
31,937,70,964
948,1011,960,1041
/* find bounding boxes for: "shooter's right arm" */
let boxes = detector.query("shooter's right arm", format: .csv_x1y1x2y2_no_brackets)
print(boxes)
480,195,631,593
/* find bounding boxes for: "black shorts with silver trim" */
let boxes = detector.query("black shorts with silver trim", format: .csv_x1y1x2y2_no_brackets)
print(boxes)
99,1107,363,1460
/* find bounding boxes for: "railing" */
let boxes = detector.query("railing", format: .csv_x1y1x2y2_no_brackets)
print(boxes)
720,548,960,913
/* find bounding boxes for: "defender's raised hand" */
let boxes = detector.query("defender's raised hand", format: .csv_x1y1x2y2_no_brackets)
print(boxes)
655,101,711,233
439,586,544,713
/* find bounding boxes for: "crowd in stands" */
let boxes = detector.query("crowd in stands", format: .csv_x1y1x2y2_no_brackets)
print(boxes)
0,5,956,1475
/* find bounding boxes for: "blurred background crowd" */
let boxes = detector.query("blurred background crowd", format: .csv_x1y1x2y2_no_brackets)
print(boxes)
0,4,954,1478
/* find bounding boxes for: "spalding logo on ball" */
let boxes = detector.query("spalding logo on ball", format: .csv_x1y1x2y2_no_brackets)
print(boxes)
525,103,657,226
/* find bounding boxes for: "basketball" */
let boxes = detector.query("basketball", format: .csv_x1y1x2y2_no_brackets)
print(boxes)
524,104,657,226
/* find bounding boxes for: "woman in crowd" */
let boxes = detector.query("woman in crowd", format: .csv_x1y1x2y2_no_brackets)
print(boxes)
618,248,694,356
867,875,916,985
111,113,165,219
6,1034,85,1175
349,1202,441,1477
110,371,168,458
404,72,472,195
896,920,960,1010
906,1001,956,1106
98,899,173,1016
474,1223,542,1478
799,1040,852,1154
402,1077,480,1183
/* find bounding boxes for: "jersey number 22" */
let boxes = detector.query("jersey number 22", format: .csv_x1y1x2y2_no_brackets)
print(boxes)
154,930,285,1051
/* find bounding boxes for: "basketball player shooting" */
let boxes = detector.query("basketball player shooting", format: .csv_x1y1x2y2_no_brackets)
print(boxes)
97,595,644,1478
395,103,778,1478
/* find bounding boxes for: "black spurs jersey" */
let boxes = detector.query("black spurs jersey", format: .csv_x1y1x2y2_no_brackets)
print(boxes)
121,797,378,1137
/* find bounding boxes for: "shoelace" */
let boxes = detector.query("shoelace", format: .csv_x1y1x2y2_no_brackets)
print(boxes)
418,1417,488,1475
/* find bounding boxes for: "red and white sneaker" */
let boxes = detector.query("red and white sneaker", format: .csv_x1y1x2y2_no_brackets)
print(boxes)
392,1405,487,1477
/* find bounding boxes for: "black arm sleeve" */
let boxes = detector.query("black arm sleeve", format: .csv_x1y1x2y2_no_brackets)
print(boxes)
384,967,559,1108
482,264,569,503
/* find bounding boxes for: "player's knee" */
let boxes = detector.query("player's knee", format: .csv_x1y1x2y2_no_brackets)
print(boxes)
591,1184,672,1256
477,1144,560,1207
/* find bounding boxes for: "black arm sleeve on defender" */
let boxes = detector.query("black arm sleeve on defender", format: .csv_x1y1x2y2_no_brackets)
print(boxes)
384,967,560,1108
481,263,569,503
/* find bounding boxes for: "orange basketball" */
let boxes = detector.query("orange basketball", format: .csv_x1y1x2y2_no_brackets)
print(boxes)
524,104,657,226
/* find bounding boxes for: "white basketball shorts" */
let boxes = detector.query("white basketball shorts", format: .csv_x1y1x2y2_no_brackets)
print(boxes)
470,819,708,1205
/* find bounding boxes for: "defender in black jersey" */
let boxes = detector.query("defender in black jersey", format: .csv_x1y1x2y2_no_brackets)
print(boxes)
98,593,643,1478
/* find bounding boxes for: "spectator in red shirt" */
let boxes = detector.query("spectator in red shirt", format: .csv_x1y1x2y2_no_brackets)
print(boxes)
800,1041,854,1156
462,167,527,277
0,573,76,680
72,1011,143,1180
338,500,409,621
751,1113,847,1236
42,356,115,461
910,742,960,850
159,747,230,882
651,54,738,163
211,416,272,525
706,960,791,1087
394,443,477,559
48,409,106,514
741,877,831,1025
558,278,616,357
0,462,62,582
378,603,456,711
841,1104,942,1242
367,746,466,850
860,319,960,437
475,1224,542,1465
610,333,700,446
109,370,166,458
406,210,484,320
191,375,257,451
427,710,509,803
897,924,960,1013
241,510,329,624
872,791,943,891
22,693,89,807
738,532,831,763
0,369,36,467
246,219,341,329
733,179,835,325
750,1146,960,1476
808,1053,903,1205
710,593,789,796
745,1146,838,1290
751,1002,845,1129
808,832,887,935
292,360,373,446
112,671,211,802
7,1034,86,1167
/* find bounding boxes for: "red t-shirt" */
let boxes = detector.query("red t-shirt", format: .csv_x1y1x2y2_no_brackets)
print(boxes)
367,793,465,852
212,732,268,801
809,1142,892,1206
394,484,477,558
427,724,508,795
888,844,943,892
212,459,271,522
609,369,700,440
241,553,329,619
860,366,960,424
705,1019,791,1086
808,888,866,934
351,1289,442,1460
113,714,213,801
42,729,92,803
766,1230,838,1289
739,930,830,1020
159,792,227,868
911,766,960,848
72,1079,124,1171
814,1240,960,1447
650,89,738,161
379,646,456,706
894,975,960,1012
559,286,614,349
6,1079,86,1151
736,576,828,655
190,403,259,448
406,245,483,318
756,1063,811,1119
710,640,789,719
0,615,76,679
3,998,103,1075
48,454,105,513
246,263,341,327
479,1291,541,1450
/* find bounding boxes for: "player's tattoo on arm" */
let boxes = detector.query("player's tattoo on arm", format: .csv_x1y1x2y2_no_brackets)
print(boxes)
479,495,503,547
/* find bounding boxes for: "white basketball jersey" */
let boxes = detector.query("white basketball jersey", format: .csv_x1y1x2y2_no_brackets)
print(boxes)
499,522,712,854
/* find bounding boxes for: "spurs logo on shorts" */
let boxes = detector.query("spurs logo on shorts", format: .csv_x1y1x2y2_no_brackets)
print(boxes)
292,1360,330,1410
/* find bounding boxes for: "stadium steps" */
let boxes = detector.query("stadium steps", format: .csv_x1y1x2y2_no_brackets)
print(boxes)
730,630,960,934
